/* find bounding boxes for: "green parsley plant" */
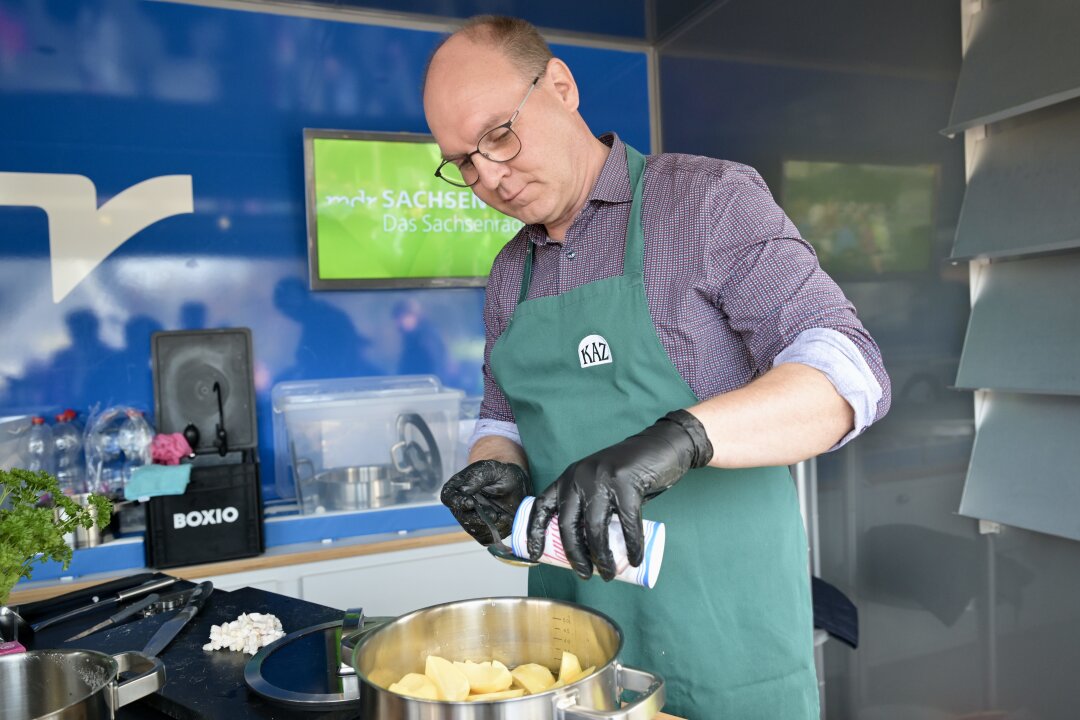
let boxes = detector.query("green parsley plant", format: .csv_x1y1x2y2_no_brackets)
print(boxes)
0,468,113,605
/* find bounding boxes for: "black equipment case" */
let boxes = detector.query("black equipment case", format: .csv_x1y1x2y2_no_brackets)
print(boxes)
146,328,264,569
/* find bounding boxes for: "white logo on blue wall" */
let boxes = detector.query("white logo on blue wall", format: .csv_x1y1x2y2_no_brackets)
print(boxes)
0,172,194,303
578,334,613,368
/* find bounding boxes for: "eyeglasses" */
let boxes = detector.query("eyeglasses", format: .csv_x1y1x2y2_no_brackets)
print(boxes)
434,74,541,188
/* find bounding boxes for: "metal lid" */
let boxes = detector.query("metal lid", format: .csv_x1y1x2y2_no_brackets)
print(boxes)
244,620,361,710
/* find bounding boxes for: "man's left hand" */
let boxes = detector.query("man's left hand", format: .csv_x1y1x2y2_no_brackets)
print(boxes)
525,409,714,580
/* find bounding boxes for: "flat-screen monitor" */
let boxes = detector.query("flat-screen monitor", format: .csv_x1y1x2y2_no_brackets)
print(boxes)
781,160,938,279
303,129,524,289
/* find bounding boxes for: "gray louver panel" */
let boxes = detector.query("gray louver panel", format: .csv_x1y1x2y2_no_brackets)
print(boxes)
958,392,1080,541
951,101,1080,260
954,253,1080,395
943,0,1080,135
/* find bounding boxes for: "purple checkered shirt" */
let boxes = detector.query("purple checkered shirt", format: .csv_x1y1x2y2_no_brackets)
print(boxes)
474,134,890,449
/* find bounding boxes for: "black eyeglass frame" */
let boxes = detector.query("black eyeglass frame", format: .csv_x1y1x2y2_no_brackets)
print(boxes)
434,74,542,188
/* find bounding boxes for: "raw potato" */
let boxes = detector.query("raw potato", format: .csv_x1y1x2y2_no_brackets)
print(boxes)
510,663,557,694
425,656,470,701
555,650,583,687
453,660,513,694
467,688,526,701
381,651,594,701
388,673,439,700
367,668,400,689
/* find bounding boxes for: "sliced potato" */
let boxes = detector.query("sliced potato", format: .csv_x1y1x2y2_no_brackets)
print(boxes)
388,672,439,700
367,667,399,689
558,651,583,684
510,663,556,694
467,688,526,701
425,655,470,701
453,660,513,694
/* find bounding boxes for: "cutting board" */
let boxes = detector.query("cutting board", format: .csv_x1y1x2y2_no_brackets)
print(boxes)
35,584,682,720
30,585,346,720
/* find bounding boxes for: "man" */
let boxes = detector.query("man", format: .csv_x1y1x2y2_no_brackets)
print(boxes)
424,16,888,719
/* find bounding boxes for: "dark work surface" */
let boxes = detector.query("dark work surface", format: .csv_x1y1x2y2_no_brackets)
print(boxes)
30,581,360,720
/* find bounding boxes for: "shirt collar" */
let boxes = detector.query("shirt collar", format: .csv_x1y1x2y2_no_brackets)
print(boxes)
522,132,630,246
589,133,632,204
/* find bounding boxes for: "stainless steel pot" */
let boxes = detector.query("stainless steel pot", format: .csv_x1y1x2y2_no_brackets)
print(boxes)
304,465,411,511
0,649,165,720
340,597,664,719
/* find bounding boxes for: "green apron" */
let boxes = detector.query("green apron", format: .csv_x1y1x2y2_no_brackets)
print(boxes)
489,145,819,719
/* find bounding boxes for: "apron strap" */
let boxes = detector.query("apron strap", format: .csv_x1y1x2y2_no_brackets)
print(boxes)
622,144,647,275
518,238,535,305
518,143,648,305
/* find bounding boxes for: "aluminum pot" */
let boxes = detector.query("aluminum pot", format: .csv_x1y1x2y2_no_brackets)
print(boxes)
0,649,165,720
308,465,410,510
340,597,664,719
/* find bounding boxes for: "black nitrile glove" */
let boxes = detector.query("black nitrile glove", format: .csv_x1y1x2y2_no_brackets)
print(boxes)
441,459,530,545
526,409,713,581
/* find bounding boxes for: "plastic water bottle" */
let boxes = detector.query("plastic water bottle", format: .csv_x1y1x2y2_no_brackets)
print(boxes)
85,406,152,498
25,417,55,476
117,409,154,487
53,411,86,496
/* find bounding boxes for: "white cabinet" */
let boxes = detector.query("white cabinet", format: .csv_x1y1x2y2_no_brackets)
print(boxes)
190,539,528,616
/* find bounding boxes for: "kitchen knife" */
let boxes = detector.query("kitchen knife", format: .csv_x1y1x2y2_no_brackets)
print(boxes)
32,577,179,632
65,593,161,642
141,581,213,658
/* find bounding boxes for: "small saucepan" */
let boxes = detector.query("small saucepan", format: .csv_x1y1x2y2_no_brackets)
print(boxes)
0,649,165,720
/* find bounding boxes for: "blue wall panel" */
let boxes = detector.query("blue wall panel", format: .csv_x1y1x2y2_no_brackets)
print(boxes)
0,0,650,499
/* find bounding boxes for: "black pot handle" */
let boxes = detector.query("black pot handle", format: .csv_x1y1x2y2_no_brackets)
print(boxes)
391,413,443,491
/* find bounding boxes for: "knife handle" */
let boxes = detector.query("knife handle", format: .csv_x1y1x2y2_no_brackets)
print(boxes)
117,577,177,602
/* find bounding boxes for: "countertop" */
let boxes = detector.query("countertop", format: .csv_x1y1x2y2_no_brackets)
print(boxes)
9,527,473,605
21,580,684,720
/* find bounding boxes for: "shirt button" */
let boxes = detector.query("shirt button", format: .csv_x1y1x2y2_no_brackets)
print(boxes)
567,250,576,260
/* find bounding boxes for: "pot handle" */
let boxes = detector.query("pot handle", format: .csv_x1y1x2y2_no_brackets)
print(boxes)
339,608,394,668
557,663,665,720
106,651,166,710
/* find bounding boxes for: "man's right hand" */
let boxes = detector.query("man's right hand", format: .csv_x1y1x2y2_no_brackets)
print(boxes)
441,460,530,545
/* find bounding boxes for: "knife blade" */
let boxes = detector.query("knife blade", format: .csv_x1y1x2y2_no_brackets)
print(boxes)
32,577,178,632
141,581,213,658
65,593,161,642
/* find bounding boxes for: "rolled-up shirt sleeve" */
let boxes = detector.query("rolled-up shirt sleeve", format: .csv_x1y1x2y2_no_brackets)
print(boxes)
774,328,883,447
708,170,891,437
467,418,522,453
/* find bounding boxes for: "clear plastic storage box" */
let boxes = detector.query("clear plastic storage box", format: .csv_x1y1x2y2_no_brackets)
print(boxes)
272,375,463,515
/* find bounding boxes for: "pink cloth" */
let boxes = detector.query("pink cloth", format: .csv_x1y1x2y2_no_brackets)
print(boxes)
151,433,193,465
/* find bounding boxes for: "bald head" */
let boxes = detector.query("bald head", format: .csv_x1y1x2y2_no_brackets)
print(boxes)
424,16,552,95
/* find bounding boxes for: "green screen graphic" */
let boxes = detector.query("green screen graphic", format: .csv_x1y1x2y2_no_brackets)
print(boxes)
782,161,938,278
312,137,523,281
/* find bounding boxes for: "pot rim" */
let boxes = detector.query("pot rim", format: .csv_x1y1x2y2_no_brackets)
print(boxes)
350,595,625,704
0,648,119,718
